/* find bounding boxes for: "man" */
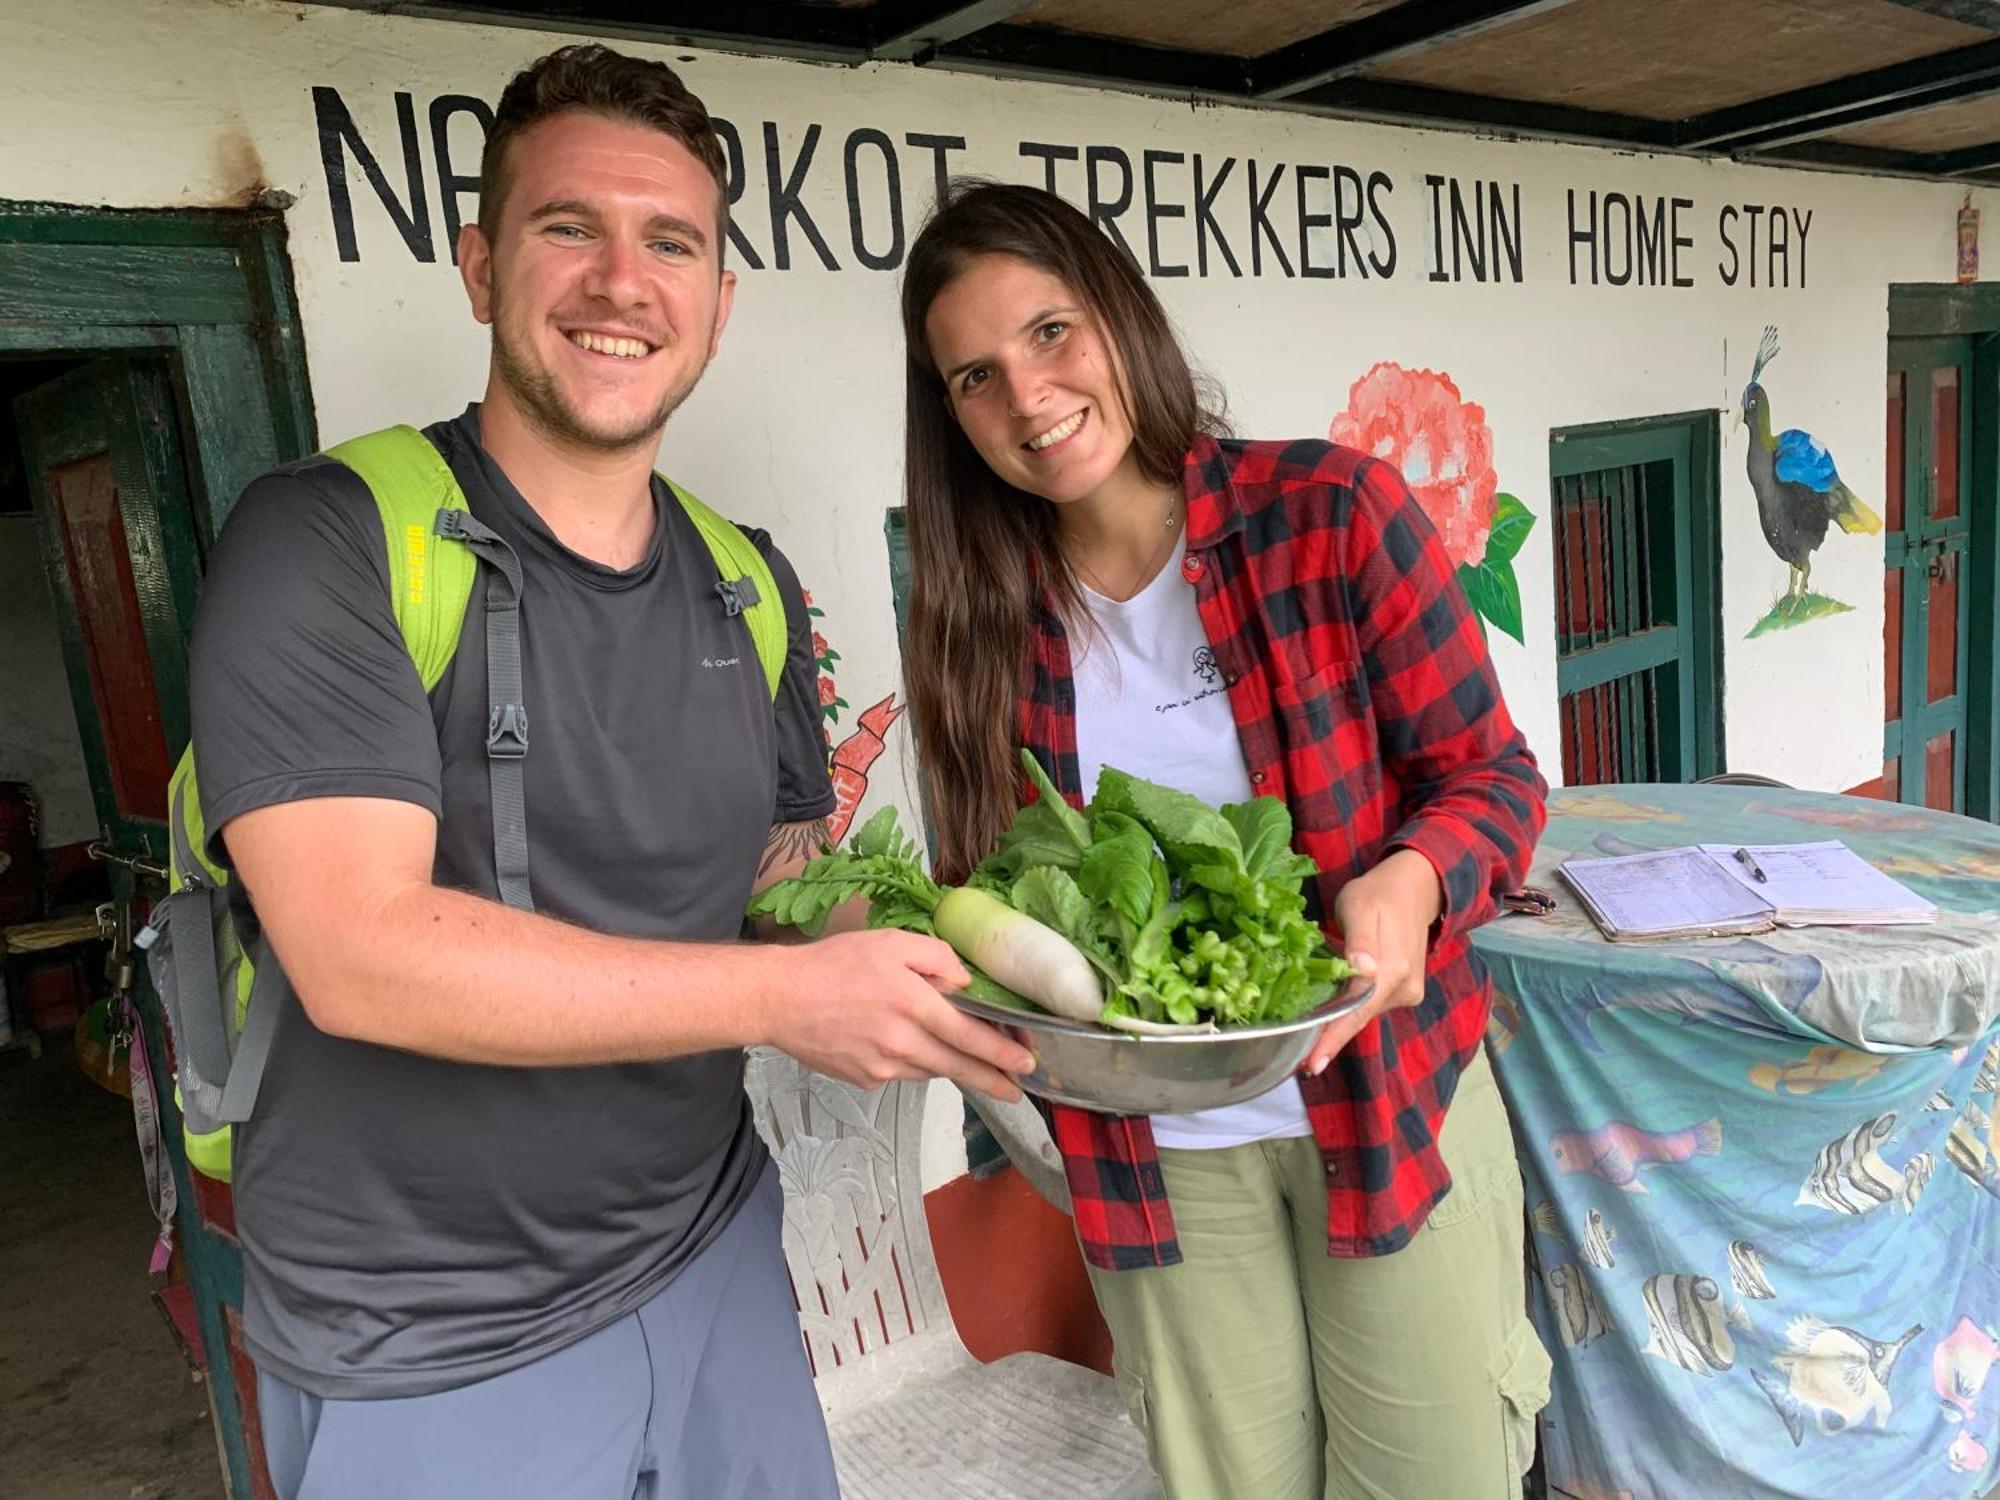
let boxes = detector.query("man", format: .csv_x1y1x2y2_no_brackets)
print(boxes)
189,43,1032,1498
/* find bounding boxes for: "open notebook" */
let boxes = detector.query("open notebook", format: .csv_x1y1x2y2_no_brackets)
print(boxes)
1557,840,1936,942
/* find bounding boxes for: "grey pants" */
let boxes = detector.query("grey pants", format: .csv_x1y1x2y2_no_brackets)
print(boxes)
256,1165,837,1499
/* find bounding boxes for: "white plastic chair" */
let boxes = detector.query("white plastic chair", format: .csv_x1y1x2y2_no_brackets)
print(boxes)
745,1048,1160,1500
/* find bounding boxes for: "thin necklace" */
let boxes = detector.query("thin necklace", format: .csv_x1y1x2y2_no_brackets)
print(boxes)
1069,495,1184,602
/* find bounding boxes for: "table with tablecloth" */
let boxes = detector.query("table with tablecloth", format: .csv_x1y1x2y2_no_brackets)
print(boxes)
1472,783,2000,1500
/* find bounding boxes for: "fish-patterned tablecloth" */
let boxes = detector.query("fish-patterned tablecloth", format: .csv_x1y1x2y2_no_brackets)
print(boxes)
1473,784,2000,1500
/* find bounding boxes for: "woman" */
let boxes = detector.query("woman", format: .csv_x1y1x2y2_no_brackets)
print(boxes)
899,180,1551,1500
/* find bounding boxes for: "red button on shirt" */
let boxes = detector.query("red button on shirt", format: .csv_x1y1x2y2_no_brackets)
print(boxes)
1181,554,1204,581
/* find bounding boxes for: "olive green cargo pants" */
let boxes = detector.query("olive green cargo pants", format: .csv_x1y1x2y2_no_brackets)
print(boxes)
1086,1048,1550,1500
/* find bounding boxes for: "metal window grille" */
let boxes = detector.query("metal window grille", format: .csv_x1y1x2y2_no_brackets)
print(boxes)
1551,417,1722,786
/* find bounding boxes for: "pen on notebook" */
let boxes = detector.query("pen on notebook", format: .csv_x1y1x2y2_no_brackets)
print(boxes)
1734,846,1768,883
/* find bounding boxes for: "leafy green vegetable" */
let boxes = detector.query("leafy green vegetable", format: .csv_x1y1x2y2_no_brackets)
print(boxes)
1224,799,1320,886
971,752,1352,1029
749,755,1354,1033
746,804,1102,1017
1093,767,1242,877
980,753,1094,883
1009,867,1100,962
748,804,941,937
1075,811,1161,931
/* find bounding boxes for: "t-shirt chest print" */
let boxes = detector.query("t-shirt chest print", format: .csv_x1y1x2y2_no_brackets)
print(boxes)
1156,644,1228,715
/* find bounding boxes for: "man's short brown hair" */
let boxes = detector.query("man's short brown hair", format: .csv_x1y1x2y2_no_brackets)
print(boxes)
478,44,730,247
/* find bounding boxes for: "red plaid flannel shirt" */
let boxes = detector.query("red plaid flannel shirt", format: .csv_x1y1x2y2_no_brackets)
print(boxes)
1018,435,1546,1269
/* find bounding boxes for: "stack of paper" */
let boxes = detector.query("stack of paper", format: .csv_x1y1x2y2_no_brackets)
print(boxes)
1557,840,1936,942
1701,841,1936,926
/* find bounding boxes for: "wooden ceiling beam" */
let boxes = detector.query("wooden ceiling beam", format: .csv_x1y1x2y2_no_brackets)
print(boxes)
932,24,1254,94
1685,38,2000,151
1934,136,2000,172
1293,78,1678,149
871,1,1034,63
304,0,878,62
1253,0,1585,101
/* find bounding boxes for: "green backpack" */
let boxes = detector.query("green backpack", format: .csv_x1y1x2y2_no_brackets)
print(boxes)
141,425,787,1182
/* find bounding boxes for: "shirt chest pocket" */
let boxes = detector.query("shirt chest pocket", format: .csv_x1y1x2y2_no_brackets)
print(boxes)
1271,658,1382,843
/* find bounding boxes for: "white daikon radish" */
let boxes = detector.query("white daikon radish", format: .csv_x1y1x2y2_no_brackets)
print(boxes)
932,887,1104,1022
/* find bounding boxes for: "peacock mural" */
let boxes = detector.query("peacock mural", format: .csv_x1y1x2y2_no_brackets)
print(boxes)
1738,325,1883,636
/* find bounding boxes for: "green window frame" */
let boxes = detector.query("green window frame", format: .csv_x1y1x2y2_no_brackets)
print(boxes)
1549,411,1724,784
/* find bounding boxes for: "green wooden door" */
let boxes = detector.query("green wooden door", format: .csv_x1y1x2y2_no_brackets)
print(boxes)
1,203,313,1500
1885,338,1976,811
15,364,268,1500
18,360,201,837
1,203,314,1500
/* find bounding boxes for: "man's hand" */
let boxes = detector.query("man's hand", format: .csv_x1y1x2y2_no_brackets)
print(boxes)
1302,848,1444,1076
759,929,1036,1102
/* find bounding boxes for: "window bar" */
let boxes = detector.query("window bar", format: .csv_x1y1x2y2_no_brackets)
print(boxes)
1567,474,1585,652
1583,475,1606,648
1572,473,1591,652
1577,686,1594,783
1606,675,1623,783
1578,686,1595,784
1620,672,1639,783
1595,680,1613,785
1606,464,1630,641
1577,478,1593,643
1635,460,1655,626
1634,667,1649,782
1624,462,1644,633
1629,670,1645,783
1553,475,1572,656
1646,662,1664,780
1611,466,1640,763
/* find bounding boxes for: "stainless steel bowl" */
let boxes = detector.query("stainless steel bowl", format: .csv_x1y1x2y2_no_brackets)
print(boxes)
948,985,1374,1115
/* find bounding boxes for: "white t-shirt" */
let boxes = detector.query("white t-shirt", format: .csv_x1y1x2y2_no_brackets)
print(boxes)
1072,535,1314,1150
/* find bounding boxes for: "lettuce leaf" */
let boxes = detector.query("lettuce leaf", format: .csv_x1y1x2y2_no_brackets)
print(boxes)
1091,764,1243,877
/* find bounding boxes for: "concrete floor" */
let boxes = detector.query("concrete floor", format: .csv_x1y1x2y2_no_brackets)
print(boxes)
0,1030,224,1499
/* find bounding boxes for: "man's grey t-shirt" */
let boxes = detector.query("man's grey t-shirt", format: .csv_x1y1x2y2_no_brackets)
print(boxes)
189,407,835,1399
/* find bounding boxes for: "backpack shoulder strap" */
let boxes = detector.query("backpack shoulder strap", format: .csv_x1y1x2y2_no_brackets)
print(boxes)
166,748,226,890
329,425,533,909
326,425,480,692
664,479,786,702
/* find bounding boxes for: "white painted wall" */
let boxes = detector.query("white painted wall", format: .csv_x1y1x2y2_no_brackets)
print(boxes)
5,0,1989,1183
0,516,96,846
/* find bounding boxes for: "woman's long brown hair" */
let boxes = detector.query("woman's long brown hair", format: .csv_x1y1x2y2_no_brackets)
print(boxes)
900,181,1219,881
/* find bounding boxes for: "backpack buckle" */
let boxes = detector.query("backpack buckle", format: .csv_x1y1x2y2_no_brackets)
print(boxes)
487,703,529,759
436,507,500,545
715,576,761,618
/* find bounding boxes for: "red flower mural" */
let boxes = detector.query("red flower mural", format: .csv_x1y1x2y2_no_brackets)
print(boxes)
795,588,900,846
800,589,846,725
1328,362,1535,645
1330,362,1497,568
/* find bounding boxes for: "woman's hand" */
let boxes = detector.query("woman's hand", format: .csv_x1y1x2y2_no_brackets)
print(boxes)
1301,849,1444,1076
